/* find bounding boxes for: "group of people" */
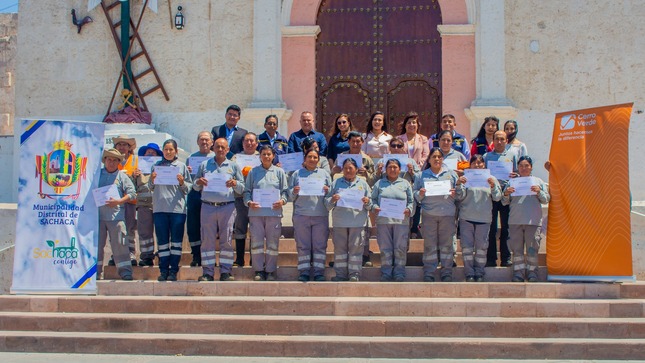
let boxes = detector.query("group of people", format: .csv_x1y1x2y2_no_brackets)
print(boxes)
98,104,550,284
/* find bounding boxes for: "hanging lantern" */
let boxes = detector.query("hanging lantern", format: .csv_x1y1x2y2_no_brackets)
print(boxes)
175,6,185,30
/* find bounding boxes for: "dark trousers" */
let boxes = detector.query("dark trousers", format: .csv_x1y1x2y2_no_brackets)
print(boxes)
487,200,510,264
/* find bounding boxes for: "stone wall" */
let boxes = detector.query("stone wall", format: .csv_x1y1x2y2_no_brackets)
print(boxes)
0,13,17,135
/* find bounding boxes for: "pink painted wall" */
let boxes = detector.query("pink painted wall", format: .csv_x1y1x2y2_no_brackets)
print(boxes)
282,35,318,134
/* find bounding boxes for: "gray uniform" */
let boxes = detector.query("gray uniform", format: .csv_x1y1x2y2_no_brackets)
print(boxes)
371,177,414,280
97,169,136,279
193,157,245,276
289,167,332,277
243,164,289,274
501,176,550,280
413,167,458,279
325,177,372,280
455,176,502,278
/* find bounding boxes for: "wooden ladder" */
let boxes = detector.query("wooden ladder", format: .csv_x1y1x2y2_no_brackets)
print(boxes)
101,0,169,114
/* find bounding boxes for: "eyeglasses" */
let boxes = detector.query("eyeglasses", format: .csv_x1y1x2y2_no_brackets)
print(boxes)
390,144,404,149
337,120,347,125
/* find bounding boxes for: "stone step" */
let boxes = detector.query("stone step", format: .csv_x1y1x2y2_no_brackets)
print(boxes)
1,312,644,339
0,331,643,359
2,295,643,318
102,265,548,282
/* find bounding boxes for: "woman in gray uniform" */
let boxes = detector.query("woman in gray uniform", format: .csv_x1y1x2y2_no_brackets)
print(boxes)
243,145,289,281
289,149,332,282
455,154,502,282
371,159,414,282
501,156,550,282
413,147,459,282
325,158,372,282
301,137,331,175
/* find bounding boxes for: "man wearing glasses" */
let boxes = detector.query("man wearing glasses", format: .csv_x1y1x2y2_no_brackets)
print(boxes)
287,111,328,156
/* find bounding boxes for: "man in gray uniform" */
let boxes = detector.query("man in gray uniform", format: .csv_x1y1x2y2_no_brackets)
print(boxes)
193,138,245,281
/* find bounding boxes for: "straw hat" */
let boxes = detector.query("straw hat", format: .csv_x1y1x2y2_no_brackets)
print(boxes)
112,134,136,148
102,148,124,162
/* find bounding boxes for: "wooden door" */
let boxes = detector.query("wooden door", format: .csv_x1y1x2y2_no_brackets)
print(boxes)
316,0,442,139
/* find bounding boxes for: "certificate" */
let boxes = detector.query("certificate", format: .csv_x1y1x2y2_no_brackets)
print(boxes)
336,188,365,210
443,158,458,171
253,188,280,208
488,160,513,180
138,156,161,174
92,184,120,207
188,156,209,174
336,154,363,169
423,180,452,196
278,152,304,172
463,169,491,189
153,166,180,185
378,197,406,220
381,154,410,172
203,172,230,193
235,154,261,169
509,176,537,196
298,177,325,196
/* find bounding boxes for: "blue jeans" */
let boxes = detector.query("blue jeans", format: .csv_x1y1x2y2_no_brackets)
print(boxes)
154,212,186,274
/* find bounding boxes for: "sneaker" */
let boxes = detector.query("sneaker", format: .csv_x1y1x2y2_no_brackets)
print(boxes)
298,274,310,282
219,273,234,281
501,259,513,267
465,275,475,282
266,272,277,281
313,275,326,282
331,276,348,282
362,255,372,267
512,275,524,282
349,275,360,282
138,258,154,267
108,258,115,266
423,275,435,282
394,275,405,282
198,274,214,282
527,274,539,283
121,275,133,281
441,275,453,282
130,259,137,266
380,275,393,282
167,272,178,281
474,275,484,282
157,272,168,282
254,271,265,281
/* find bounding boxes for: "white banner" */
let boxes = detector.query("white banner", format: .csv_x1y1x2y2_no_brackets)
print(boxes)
12,120,105,294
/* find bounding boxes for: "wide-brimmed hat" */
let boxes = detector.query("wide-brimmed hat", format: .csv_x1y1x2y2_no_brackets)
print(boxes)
102,148,124,162
138,142,162,156
112,134,136,148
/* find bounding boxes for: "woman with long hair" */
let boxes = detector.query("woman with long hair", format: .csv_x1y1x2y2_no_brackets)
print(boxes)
470,116,499,157
327,114,353,169
362,111,392,162
504,120,528,158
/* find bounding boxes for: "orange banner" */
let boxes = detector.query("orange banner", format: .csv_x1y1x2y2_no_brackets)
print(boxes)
547,103,633,281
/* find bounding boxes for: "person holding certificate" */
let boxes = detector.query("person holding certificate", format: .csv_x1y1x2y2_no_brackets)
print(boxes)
185,131,215,268
150,140,193,282
243,145,289,281
301,137,331,175
501,156,550,282
371,159,414,282
437,130,467,172
325,158,373,282
132,143,162,267
454,154,502,282
483,130,520,268
193,138,245,282
413,147,459,282
97,148,136,281
289,149,332,282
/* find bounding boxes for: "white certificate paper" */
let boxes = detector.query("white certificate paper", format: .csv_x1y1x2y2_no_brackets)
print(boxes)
336,154,363,169
138,156,161,174
235,154,261,169
188,156,209,174
378,197,406,220
488,160,513,180
443,158,458,171
93,184,120,207
253,188,280,208
424,180,452,196
298,177,325,196
154,166,180,185
509,176,537,196
279,152,304,172
336,188,365,210
464,169,491,189
203,172,230,193
381,154,410,172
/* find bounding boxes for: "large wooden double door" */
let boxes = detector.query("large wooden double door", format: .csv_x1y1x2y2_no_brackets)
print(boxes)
316,0,442,139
